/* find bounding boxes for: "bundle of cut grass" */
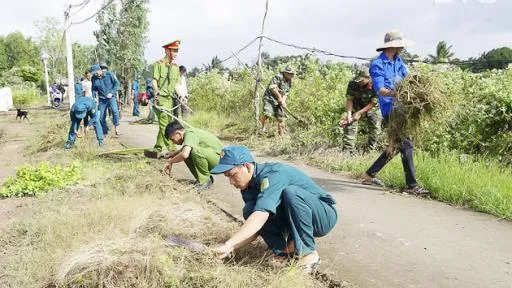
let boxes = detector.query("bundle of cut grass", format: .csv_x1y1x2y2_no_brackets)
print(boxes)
387,74,444,153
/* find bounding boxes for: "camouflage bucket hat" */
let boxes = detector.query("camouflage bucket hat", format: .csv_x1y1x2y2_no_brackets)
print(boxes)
281,66,296,75
353,66,370,82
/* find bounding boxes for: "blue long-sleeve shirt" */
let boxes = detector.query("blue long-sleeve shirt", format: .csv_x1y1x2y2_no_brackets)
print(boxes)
92,71,120,100
67,96,103,144
132,80,139,95
369,52,409,117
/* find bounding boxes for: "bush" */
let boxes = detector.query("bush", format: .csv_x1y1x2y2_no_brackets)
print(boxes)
12,87,43,107
0,162,81,197
189,57,512,160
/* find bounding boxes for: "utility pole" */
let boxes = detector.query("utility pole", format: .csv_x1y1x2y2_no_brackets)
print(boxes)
41,53,50,105
64,5,76,107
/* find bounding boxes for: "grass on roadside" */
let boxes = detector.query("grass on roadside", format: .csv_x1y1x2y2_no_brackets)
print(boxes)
252,135,512,219
0,110,329,288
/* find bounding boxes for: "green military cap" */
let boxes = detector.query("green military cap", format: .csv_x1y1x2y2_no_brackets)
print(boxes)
281,66,296,75
353,65,370,82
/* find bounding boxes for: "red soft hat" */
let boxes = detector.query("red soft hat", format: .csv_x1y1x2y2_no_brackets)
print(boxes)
162,40,181,50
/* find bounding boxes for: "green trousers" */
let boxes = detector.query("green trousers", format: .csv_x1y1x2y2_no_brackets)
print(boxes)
154,96,175,152
243,185,337,256
343,110,381,152
184,146,221,184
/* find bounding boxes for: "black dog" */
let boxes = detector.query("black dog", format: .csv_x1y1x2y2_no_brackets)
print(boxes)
16,108,29,122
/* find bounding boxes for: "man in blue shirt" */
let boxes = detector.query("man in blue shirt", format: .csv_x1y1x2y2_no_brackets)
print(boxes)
132,78,140,117
91,64,121,137
362,31,429,196
74,77,83,98
210,145,337,273
64,96,104,149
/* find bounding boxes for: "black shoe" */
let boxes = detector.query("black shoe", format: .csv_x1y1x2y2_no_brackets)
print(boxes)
404,185,431,197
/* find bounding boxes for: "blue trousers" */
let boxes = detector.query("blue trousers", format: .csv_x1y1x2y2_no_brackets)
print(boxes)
243,186,337,256
67,113,104,145
98,97,120,135
132,94,140,116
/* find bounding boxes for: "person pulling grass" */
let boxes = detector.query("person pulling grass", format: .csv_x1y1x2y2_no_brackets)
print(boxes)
211,145,338,273
64,96,104,149
260,66,295,136
162,122,223,191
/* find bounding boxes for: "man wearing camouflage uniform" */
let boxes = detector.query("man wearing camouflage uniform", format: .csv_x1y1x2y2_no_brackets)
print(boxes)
260,66,295,136
339,66,381,154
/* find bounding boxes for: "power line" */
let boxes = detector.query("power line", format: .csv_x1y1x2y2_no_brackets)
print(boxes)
219,35,512,68
70,0,115,26
70,0,92,17
220,37,260,63
69,0,90,8
262,35,373,62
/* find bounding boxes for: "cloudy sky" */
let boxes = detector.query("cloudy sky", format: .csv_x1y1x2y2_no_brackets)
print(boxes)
1,0,511,68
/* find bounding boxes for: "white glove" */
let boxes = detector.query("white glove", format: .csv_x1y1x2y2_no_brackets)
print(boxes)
106,93,113,99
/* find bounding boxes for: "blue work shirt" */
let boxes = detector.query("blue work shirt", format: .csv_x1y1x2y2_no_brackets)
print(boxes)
370,52,409,117
92,71,120,100
70,96,99,124
242,163,336,216
132,80,139,95
74,82,83,97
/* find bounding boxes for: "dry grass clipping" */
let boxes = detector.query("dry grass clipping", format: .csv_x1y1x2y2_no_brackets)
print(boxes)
387,74,444,153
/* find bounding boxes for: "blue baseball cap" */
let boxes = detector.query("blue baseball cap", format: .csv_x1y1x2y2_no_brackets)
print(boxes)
90,64,101,74
210,145,255,174
74,103,88,119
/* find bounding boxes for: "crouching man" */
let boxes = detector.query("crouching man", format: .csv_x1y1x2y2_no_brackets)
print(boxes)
64,96,104,149
162,122,223,191
211,145,337,273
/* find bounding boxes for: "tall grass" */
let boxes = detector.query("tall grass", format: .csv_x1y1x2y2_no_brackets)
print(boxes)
312,148,512,219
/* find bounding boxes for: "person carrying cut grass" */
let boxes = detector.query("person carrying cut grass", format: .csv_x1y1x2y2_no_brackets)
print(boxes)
211,145,337,273
339,65,381,154
162,122,223,191
361,30,429,196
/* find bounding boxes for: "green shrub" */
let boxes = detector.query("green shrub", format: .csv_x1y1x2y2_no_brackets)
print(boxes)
12,87,43,107
189,57,512,160
0,162,81,197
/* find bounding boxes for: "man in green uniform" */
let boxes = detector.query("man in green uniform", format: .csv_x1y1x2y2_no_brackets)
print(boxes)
339,66,381,154
211,146,337,273
162,122,223,191
260,66,295,136
149,40,181,155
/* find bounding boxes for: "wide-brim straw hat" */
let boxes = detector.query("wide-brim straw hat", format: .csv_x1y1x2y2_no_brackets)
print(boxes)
376,30,415,52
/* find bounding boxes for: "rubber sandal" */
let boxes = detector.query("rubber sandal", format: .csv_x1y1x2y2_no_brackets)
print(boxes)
362,177,384,187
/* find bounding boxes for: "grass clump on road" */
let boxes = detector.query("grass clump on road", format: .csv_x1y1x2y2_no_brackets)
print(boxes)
0,162,80,197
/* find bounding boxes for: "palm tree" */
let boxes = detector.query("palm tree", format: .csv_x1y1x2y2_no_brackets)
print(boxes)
428,41,455,63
